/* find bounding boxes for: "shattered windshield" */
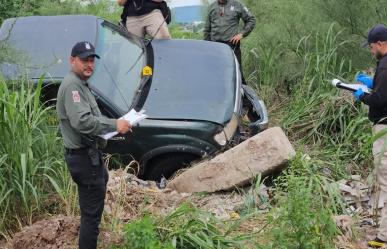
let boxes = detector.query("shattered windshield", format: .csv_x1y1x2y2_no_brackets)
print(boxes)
89,20,145,113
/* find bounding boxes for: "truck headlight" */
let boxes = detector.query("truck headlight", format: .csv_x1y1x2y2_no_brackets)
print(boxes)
213,114,239,146
214,131,227,146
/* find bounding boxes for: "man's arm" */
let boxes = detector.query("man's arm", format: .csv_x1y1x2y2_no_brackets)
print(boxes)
239,2,256,38
63,84,117,136
117,0,127,6
361,69,387,108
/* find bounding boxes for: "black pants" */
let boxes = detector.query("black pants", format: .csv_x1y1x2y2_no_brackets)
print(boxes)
217,41,246,84
64,150,108,249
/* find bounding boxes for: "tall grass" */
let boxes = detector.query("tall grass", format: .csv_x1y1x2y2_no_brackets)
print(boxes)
114,204,250,249
251,154,341,249
0,77,73,236
279,26,372,176
294,26,351,94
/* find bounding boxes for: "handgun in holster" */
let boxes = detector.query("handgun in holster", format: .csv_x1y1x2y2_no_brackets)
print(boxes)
81,134,101,178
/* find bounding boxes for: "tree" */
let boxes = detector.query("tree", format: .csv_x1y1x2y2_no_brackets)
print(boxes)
317,0,387,37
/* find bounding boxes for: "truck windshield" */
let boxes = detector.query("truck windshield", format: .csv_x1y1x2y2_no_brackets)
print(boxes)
89,20,145,113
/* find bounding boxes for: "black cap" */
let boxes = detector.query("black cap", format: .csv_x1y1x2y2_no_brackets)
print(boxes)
71,41,100,59
363,24,387,47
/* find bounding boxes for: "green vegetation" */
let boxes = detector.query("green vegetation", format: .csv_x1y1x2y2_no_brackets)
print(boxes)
113,204,250,249
265,155,341,248
242,0,379,175
111,215,173,249
0,0,386,247
0,77,74,235
0,0,122,24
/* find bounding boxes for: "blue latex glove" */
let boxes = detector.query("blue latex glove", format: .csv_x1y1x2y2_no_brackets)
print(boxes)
353,88,365,101
355,73,373,88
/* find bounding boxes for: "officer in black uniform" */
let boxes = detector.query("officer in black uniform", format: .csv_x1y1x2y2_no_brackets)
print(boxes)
353,24,387,248
56,41,132,249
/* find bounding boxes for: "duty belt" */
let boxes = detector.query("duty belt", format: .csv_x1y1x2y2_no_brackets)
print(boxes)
65,147,88,155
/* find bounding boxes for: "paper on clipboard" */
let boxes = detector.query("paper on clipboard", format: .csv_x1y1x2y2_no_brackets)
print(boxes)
331,79,371,94
100,109,147,140
338,82,370,93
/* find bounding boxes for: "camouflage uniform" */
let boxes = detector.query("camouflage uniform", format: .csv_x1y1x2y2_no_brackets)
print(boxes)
204,0,256,84
203,0,255,42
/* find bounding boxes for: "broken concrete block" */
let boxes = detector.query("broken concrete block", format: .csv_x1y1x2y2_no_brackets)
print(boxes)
167,127,296,193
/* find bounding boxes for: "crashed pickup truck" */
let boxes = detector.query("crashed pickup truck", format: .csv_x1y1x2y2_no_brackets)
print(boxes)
0,15,268,180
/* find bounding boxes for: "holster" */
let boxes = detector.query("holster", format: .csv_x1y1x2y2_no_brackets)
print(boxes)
88,148,101,167
81,134,101,178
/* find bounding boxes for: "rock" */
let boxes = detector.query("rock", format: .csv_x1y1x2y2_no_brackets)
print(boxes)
334,215,353,235
167,127,296,193
351,175,361,181
339,183,358,196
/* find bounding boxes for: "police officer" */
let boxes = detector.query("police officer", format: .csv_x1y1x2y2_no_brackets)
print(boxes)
203,0,256,84
353,24,387,248
56,41,131,249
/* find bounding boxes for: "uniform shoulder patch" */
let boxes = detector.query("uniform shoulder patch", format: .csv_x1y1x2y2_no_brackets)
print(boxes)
72,91,81,103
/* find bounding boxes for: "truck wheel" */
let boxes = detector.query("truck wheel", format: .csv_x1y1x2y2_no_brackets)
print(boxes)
144,153,200,181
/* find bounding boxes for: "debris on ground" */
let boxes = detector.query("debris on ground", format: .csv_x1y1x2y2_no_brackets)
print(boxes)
335,175,380,248
6,170,384,249
4,168,271,249
168,127,296,193
337,175,371,216
104,169,190,220
105,169,260,220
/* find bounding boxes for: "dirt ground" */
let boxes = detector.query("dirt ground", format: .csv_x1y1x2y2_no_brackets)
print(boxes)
1,170,384,249
2,215,79,249
1,170,248,249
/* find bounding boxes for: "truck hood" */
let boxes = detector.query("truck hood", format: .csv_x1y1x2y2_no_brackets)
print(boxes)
0,15,98,80
143,39,237,125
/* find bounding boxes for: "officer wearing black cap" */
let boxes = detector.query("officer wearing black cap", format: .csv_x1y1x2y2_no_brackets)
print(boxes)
56,41,131,249
353,25,387,248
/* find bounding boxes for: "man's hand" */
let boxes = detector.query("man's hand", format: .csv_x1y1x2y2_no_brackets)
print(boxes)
353,88,365,101
355,73,373,88
229,33,243,45
116,119,132,134
117,0,127,6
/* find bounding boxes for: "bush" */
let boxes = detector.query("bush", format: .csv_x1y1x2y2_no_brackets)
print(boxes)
114,204,250,249
262,155,340,249
268,178,338,249
112,215,173,249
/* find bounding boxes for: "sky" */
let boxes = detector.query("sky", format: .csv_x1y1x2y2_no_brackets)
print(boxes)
168,0,203,8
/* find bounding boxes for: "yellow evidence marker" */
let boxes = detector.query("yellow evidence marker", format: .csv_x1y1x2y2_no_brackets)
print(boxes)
142,66,153,76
